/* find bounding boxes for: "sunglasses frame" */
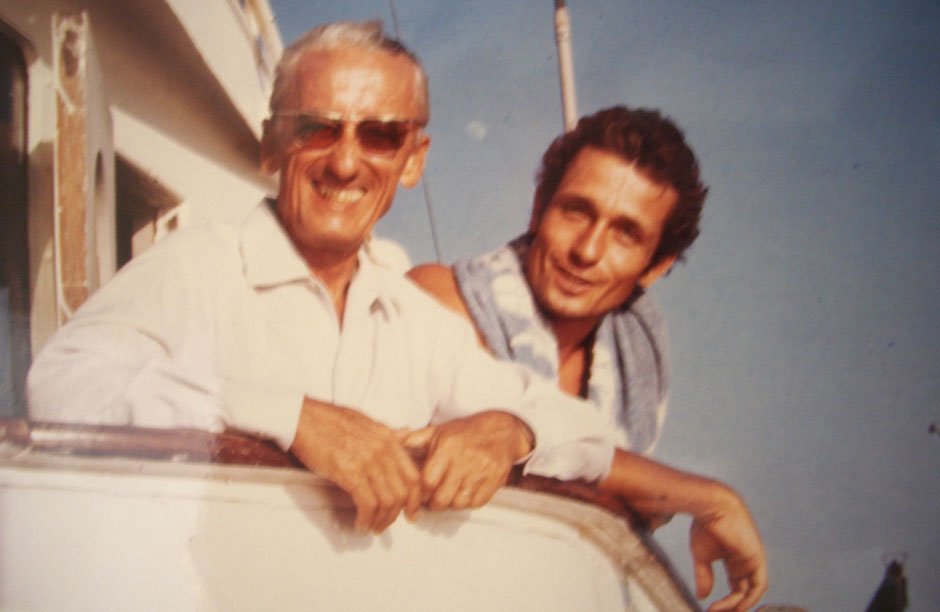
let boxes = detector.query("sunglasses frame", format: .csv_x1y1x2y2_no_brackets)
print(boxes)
273,110,426,156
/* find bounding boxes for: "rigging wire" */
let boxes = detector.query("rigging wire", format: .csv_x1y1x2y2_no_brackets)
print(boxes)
389,0,401,38
422,177,443,262
389,0,444,262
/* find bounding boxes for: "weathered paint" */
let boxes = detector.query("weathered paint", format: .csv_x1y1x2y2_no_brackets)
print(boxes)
0,449,696,612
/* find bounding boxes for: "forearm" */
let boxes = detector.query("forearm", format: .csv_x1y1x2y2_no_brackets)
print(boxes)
598,448,741,519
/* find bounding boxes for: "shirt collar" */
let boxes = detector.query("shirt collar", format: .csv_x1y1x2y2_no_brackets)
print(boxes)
240,199,311,287
240,200,396,316
347,247,397,319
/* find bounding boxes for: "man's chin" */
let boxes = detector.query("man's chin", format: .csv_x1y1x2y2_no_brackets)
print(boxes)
316,234,367,255
538,294,595,321
289,227,369,262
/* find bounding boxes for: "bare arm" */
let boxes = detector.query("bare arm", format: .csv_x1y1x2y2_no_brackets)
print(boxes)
410,263,767,611
408,264,493,346
407,264,470,318
600,450,767,612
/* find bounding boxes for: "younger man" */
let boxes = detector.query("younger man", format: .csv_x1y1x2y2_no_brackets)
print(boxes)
409,107,767,612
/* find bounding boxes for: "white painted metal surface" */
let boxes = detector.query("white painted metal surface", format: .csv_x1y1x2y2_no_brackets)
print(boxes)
0,448,693,612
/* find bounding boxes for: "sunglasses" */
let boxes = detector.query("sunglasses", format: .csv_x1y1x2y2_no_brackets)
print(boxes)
274,110,425,155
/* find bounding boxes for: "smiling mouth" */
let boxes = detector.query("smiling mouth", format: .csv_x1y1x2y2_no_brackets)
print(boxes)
550,259,596,293
314,182,366,204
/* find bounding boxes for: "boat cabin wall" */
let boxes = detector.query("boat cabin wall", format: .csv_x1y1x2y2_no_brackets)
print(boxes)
0,0,281,395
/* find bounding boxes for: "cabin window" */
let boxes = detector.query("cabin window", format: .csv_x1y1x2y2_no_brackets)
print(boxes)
0,27,29,418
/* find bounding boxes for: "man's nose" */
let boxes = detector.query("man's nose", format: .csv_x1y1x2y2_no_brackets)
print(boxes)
570,225,605,265
323,125,360,180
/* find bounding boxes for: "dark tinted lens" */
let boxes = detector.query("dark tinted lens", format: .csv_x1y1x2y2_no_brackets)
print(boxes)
292,118,341,148
357,120,410,153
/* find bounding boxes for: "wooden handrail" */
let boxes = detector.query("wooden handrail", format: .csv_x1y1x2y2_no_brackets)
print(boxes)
0,418,300,467
0,418,638,522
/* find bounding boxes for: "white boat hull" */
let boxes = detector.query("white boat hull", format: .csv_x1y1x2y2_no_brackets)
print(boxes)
0,450,693,611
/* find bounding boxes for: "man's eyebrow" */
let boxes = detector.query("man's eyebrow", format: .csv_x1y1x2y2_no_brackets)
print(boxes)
555,194,595,213
611,215,644,240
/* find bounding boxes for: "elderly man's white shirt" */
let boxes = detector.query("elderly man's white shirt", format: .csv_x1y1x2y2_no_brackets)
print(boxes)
27,202,613,481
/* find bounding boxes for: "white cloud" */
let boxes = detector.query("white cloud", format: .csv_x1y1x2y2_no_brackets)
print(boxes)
464,121,488,141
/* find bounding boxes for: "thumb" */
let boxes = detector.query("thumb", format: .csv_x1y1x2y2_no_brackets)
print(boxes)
693,558,715,600
401,426,436,454
690,522,716,599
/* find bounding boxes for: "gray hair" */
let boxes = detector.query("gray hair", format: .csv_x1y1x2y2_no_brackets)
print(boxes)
269,20,429,121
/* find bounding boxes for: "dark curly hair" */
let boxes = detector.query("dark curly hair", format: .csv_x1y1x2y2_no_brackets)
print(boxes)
532,106,707,266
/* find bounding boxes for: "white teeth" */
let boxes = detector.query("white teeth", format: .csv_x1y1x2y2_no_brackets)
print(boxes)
314,183,365,204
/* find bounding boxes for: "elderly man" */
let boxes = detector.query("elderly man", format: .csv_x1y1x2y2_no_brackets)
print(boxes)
26,22,613,534
409,107,767,612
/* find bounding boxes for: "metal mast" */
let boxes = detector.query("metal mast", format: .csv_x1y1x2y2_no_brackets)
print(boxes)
553,0,578,131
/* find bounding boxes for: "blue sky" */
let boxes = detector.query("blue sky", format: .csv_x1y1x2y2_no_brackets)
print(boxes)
270,1,940,609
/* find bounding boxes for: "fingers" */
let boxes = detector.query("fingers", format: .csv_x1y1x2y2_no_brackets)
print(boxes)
404,476,423,522
417,411,520,512
298,406,521,532
350,453,419,533
421,439,448,496
428,470,488,511
400,426,435,450
693,557,715,600
350,481,378,534
732,563,768,612
429,467,462,511
368,438,422,533
422,448,460,510
423,451,508,511
351,468,396,533
705,574,767,612
690,520,716,599
376,465,408,532
692,525,767,612
705,588,744,612
471,472,503,507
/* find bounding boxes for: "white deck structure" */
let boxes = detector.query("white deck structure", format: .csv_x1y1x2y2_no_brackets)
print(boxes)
1,0,280,352
0,432,696,612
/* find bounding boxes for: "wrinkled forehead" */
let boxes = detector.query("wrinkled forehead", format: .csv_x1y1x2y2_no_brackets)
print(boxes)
283,47,426,120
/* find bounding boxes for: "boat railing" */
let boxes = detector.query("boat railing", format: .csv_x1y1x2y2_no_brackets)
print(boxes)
0,417,700,611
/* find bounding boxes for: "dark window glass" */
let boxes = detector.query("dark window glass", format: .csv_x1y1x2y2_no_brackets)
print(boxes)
1,28,29,418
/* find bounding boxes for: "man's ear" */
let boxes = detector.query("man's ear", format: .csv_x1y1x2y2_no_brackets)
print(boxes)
638,254,677,289
260,119,280,174
399,133,430,188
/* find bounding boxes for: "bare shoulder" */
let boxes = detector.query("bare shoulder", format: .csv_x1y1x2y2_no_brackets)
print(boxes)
407,264,471,321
